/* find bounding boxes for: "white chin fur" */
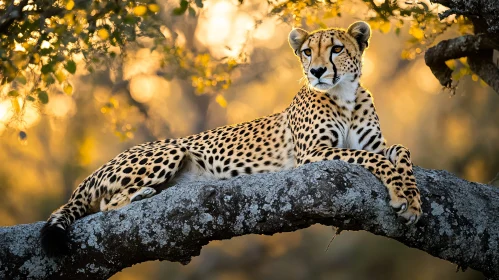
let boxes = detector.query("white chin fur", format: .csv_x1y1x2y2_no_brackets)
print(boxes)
311,82,334,92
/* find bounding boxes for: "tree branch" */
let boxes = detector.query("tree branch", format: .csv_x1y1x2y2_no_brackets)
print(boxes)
0,0,29,34
432,0,499,34
1,161,498,279
424,34,499,92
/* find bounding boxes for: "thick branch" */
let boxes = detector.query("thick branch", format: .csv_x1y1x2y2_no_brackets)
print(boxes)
424,34,499,92
1,161,498,279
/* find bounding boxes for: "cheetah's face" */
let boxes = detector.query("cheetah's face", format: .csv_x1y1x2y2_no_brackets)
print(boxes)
288,21,371,92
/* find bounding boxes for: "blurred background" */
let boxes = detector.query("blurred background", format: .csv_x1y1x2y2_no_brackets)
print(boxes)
0,0,497,279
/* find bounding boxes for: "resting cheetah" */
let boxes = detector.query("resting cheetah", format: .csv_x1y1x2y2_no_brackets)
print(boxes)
41,21,422,256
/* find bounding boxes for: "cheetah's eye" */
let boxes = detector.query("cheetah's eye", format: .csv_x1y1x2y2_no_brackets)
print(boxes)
302,48,312,57
332,45,344,54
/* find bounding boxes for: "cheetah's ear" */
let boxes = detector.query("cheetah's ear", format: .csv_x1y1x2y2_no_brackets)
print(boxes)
347,21,371,52
288,28,309,56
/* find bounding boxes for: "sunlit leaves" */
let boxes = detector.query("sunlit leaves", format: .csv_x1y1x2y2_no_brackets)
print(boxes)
97,28,110,40
66,0,75,10
133,6,148,16
99,96,138,141
148,4,160,13
215,94,228,108
271,0,343,27
63,83,74,95
409,24,425,40
0,0,479,136
369,20,391,34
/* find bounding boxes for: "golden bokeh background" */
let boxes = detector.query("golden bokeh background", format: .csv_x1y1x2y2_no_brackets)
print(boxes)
0,0,497,279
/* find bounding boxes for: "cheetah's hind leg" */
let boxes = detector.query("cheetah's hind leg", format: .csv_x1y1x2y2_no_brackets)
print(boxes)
100,186,157,211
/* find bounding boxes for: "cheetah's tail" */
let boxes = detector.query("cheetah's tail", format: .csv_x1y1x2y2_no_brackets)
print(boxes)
40,178,95,256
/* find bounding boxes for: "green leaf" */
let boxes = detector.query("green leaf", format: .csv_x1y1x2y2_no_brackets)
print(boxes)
65,60,77,74
16,75,27,85
42,73,56,85
173,0,189,15
38,90,49,104
8,90,19,97
26,95,35,102
195,0,203,8
41,63,53,74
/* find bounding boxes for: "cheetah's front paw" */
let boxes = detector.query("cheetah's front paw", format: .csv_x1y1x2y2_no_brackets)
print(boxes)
388,185,422,225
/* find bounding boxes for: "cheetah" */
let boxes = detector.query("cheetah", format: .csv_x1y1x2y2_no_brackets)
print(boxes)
40,21,422,256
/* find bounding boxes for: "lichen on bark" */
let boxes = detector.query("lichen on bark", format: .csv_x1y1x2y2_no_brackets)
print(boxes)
1,161,498,280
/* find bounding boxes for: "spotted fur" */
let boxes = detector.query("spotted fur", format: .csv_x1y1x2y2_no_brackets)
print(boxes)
40,21,422,256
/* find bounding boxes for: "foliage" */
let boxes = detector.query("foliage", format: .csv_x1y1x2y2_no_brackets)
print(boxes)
0,0,475,136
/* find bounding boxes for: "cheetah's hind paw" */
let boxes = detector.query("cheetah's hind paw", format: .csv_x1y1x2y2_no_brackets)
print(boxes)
130,187,156,203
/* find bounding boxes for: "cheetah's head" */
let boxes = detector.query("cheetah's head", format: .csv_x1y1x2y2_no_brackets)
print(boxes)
288,21,370,92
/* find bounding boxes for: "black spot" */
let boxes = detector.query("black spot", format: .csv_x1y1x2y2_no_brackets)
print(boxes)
159,169,166,178
121,177,131,186
123,167,133,174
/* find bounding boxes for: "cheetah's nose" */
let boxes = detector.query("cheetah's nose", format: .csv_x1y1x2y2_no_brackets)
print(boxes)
310,67,326,78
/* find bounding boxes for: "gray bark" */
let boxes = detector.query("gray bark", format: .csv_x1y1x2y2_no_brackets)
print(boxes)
1,161,498,280
425,0,499,93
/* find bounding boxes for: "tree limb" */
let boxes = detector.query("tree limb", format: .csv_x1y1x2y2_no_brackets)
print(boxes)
1,161,498,279
424,34,499,92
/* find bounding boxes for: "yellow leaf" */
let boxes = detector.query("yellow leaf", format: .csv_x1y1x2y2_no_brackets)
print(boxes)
148,4,160,13
63,83,73,95
379,21,391,34
11,98,20,113
55,69,66,83
409,26,424,40
66,0,75,10
64,13,75,25
97,28,109,40
215,94,227,108
445,60,456,70
133,5,148,16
